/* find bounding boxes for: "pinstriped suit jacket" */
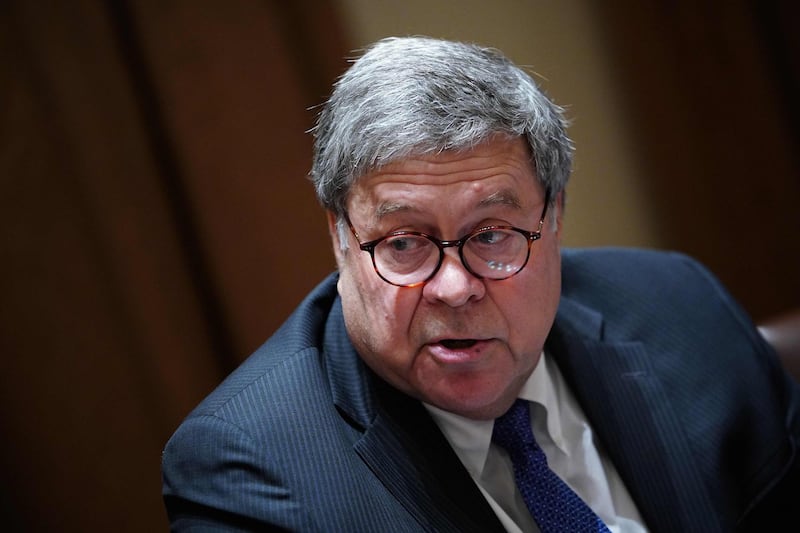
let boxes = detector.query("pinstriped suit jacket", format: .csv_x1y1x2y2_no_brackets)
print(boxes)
162,248,800,532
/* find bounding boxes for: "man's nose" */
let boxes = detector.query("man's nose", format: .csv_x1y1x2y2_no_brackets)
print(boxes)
422,248,485,307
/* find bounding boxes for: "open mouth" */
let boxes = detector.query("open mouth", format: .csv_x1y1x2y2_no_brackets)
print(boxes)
439,339,478,349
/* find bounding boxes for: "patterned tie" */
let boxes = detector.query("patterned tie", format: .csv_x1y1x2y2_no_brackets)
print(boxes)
492,399,611,533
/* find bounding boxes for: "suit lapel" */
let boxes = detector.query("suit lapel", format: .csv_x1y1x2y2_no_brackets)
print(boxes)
322,285,726,532
357,381,507,533
324,297,505,533
548,297,722,533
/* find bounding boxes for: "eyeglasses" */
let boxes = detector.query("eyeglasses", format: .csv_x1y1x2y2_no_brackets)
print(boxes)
345,194,549,287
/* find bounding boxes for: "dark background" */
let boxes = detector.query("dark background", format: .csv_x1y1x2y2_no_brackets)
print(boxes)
1,1,797,531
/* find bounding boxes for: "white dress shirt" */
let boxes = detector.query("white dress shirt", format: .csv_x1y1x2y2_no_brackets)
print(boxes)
424,351,648,533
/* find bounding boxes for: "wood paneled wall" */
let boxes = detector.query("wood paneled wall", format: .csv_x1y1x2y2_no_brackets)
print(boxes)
592,0,800,320
0,1,796,531
1,1,347,530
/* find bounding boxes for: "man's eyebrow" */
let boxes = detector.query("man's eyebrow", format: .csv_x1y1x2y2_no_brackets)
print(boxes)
372,189,523,220
375,202,417,219
374,190,523,219
478,189,523,209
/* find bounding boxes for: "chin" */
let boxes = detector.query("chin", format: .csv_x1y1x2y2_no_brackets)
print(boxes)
428,381,510,420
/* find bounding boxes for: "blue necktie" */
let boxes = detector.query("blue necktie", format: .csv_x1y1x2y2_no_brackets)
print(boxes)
492,399,611,533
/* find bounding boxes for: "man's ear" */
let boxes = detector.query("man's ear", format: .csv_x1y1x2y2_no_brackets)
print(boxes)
326,211,345,266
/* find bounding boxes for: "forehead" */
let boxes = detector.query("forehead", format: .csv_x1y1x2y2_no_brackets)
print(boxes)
348,137,541,219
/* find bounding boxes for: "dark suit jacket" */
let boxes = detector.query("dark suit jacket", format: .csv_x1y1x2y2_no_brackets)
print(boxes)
162,248,800,532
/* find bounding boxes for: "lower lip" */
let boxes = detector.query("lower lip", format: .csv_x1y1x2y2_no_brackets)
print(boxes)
427,340,492,364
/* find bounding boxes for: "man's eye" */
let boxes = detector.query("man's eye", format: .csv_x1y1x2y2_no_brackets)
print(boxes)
474,230,506,245
383,234,431,253
387,236,414,252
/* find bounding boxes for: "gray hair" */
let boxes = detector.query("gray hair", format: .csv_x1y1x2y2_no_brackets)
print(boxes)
310,36,573,224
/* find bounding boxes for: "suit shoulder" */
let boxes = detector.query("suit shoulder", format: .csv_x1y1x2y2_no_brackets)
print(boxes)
178,273,340,426
558,247,754,337
560,247,719,298
561,246,701,275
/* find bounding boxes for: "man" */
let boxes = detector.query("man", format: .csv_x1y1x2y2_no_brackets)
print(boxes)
162,37,799,532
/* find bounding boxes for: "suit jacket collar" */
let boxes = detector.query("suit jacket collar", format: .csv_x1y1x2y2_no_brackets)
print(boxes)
323,294,376,428
549,296,725,533
319,281,783,533
323,295,506,532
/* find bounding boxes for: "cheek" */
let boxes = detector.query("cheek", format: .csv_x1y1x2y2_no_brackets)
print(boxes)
504,244,561,353
338,265,426,398
338,255,416,355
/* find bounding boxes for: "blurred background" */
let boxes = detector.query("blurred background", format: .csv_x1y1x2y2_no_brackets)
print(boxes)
1,0,797,530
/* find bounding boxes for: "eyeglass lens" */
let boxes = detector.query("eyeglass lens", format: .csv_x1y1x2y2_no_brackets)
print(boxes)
373,227,530,286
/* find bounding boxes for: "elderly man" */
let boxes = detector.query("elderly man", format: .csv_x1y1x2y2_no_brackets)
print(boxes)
162,37,799,532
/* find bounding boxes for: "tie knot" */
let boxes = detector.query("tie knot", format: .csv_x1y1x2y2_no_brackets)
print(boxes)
492,398,535,451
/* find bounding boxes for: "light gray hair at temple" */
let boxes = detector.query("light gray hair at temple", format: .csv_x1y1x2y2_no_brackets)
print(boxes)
309,36,574,245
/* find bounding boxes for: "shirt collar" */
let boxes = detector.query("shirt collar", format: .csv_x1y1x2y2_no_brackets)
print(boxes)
424,350,569,479
520,350,568,456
